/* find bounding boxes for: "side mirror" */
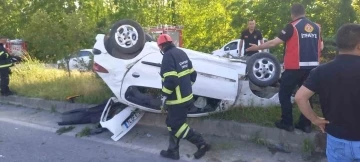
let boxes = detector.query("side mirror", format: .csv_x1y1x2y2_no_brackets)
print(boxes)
225,46,230,51
92,48,102,55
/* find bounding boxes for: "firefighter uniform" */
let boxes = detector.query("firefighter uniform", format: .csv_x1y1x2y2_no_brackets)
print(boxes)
158,34,210,160
0,42,13,96
276,17,322,132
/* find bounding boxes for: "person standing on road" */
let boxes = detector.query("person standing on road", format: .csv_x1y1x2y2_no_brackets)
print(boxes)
294,23,360,162
0,36,14,96
157,34,211,160
238,19,264,57
246,4,323,133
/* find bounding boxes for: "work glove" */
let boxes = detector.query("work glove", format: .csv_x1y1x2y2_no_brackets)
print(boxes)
160,95,167,114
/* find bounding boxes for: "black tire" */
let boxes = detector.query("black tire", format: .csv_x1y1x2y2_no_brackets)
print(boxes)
108,19,146,59
246,52,281,87
104,35,112,55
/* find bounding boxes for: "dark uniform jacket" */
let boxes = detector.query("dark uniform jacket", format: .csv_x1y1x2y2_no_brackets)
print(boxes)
0,44,13,68
160,44,197,107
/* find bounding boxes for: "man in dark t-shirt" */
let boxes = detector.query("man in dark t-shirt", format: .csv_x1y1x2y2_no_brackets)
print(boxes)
295,24,360,161
239,20,263,56
246,4,323,133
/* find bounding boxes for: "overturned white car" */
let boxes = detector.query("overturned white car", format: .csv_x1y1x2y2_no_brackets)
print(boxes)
91,19,285,141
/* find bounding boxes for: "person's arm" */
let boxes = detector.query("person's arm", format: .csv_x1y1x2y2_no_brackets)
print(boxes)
258,31,264,52
0,46,8,60
188,60,197,85
320,41,324,51
246,37,283,51
239,40,243,56
238,31,245,56
161,54,179,97
295,68,329,133
317,23,324,51
246,24,293,52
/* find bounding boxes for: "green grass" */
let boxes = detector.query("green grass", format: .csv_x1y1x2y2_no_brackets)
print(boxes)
209,104,323,128
76,126,92,138
9,57,112,104
56,126,75,135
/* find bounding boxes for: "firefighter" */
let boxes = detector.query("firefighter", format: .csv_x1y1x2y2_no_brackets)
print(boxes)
158,34,211,160
246,4,323,133
0,36,14,96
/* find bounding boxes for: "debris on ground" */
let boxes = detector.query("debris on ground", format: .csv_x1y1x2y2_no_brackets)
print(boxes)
267,144,291,154
56,126,75,135
76,126,92,138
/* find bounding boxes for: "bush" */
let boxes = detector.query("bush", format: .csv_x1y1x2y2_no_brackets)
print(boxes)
321,37,337,62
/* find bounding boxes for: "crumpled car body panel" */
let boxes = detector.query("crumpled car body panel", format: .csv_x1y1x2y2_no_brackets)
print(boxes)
100,97,144,141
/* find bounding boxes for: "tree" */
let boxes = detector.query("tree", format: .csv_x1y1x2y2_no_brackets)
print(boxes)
22,10,95,62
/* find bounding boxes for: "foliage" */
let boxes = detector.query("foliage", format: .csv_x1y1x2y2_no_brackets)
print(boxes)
9,57,112,104
0,0,357,62
21,10,95,62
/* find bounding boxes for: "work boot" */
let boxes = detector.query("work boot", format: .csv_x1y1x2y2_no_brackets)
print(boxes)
275,120,294,132
160,135,180,160
194,144,211,159
186,129,211,159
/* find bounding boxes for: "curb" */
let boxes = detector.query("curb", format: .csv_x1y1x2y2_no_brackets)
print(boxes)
0,95,325,153
0,95,97,112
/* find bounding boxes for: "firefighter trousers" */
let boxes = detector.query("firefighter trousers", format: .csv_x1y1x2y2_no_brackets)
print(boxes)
165,103,206,151
0,67,10,94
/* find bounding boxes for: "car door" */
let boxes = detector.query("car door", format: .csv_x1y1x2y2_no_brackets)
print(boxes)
223,40,239,57
119,52,163,108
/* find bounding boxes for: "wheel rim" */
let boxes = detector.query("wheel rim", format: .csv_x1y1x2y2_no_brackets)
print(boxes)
114,25,139,48
252,58,276,81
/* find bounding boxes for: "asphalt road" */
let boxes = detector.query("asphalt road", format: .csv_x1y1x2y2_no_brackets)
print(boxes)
0,104,328,162
0,121,187,162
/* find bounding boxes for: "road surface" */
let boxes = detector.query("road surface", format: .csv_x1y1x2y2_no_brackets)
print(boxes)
0,121,186,162
0,104,327,162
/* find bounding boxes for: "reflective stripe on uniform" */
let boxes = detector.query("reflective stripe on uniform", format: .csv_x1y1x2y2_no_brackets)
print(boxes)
167,127,172,131
163,71,178,78
162,68,195,105
166,93,193,105
299,62,319,66
182,127,190,138
162,86,173,94
0,63,12,68
0,51,9,58
175,123,188,138
162,68,195,80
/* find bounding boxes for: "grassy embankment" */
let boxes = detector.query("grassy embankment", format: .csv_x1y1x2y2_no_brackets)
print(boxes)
10,57,112,104
9,57,322,127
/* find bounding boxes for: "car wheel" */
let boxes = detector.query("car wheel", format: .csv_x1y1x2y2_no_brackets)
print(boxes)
108,19,146,59
246,52,281,87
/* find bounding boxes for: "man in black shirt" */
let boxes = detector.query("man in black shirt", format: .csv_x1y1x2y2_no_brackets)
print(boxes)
238,20,263,56
295,23,360,161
